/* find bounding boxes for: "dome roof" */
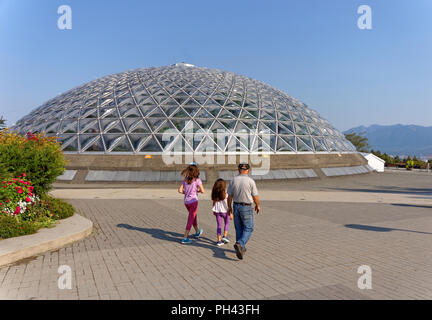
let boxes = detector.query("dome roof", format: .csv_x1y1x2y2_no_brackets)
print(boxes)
12,64,356,154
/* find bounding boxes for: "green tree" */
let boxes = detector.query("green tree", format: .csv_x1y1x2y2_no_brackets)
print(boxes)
344,132,371,153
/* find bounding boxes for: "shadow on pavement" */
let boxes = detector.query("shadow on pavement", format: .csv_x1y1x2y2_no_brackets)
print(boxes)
391,203,432,209
116,223,238,261
345,224,432,235
328,186,432,196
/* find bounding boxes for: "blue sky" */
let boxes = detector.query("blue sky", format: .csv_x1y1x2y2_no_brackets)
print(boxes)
0,0,431,131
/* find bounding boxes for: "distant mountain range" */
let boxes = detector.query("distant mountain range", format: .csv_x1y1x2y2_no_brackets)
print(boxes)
343,124,432,158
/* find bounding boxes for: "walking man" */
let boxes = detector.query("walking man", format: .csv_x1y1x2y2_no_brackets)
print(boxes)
227,162,260,260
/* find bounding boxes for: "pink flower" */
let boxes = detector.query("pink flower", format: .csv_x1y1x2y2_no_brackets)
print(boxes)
22,173,27,177
17,189,23,194
25,197,31,202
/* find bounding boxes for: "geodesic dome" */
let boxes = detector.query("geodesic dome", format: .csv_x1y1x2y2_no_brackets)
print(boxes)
12,63,356,154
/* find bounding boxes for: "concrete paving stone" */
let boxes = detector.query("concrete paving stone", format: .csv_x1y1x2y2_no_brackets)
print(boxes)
1,172,431,299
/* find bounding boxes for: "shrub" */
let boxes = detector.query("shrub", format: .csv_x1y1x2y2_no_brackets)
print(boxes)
0,214,38,239
41,194,74,220
0,130,67,194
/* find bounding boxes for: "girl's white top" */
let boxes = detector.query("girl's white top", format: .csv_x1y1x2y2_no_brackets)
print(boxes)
212,196,228,213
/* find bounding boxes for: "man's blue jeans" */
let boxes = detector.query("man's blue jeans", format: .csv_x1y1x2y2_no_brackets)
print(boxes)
233,203,254,249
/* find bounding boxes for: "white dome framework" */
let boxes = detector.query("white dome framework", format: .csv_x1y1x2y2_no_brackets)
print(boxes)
12,63,356,154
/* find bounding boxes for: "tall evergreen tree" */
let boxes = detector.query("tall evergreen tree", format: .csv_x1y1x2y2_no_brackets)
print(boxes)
344,132,371,153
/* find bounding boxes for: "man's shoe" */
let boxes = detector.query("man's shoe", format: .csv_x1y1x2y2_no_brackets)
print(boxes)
234,242,243,260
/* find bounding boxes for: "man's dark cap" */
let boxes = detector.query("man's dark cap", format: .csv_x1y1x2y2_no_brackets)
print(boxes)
238,163,250,170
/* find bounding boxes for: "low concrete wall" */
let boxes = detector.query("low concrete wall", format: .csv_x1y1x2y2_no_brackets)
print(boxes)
62,153,367,183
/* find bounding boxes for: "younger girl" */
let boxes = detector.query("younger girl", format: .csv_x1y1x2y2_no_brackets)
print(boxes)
211,178,233,246
178,164,205,244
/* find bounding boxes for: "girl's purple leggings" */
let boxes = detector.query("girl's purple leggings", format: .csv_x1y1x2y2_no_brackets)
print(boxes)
214,212,230,236
185,201,198,231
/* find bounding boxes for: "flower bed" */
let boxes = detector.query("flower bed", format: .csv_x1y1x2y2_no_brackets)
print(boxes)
0,130,74,239
0,174,74,239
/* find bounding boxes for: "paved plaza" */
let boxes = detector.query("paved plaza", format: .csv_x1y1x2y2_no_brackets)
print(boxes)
0,171,431,300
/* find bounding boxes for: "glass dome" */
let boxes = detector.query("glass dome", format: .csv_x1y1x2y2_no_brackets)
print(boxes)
11,63,356,154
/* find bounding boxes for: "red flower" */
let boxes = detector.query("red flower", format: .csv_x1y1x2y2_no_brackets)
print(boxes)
6,199,10,203
0,203,2,206
14,207,21,215
22,173,27,177
25,197,31,202
17,189,23,194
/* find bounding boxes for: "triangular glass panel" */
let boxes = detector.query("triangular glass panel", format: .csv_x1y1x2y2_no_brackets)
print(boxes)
183,106,201,117
197,135,221,153
226,136,249,153
81,135,104,152
238,109,255,120
260,110,275,121
183,97,199,107
129,134,151,152
251,136,272,152
219,119,237,131
294,123,309,135
159,97,179,106
126,119,151,134
137,97,155,108
79,119,99,134
313,137,327,151
277,111,291,121
80,108,98,119
296,136,313,151
207,107,221,117
110,136,133,152
245,109,259,119
170,119,189,132
308,125,321,136
155,120,177,134
225,100,240,109
241,120,258,131
145,118,166,132
194,108,214,119
45,122,60,134
218,109,236,120
99,106,118,119
203,99,223,108
325,138,338,151
260,121,276,134
147,107,166,118
234,121,250,134
277,123,294,135
171,107,189,118
154,134,177,151
59,135,78,151
160,105,178,117
195,119,214,131
122,107,142,118
291,112,304,122
278,135,296,151
59,120,78,134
